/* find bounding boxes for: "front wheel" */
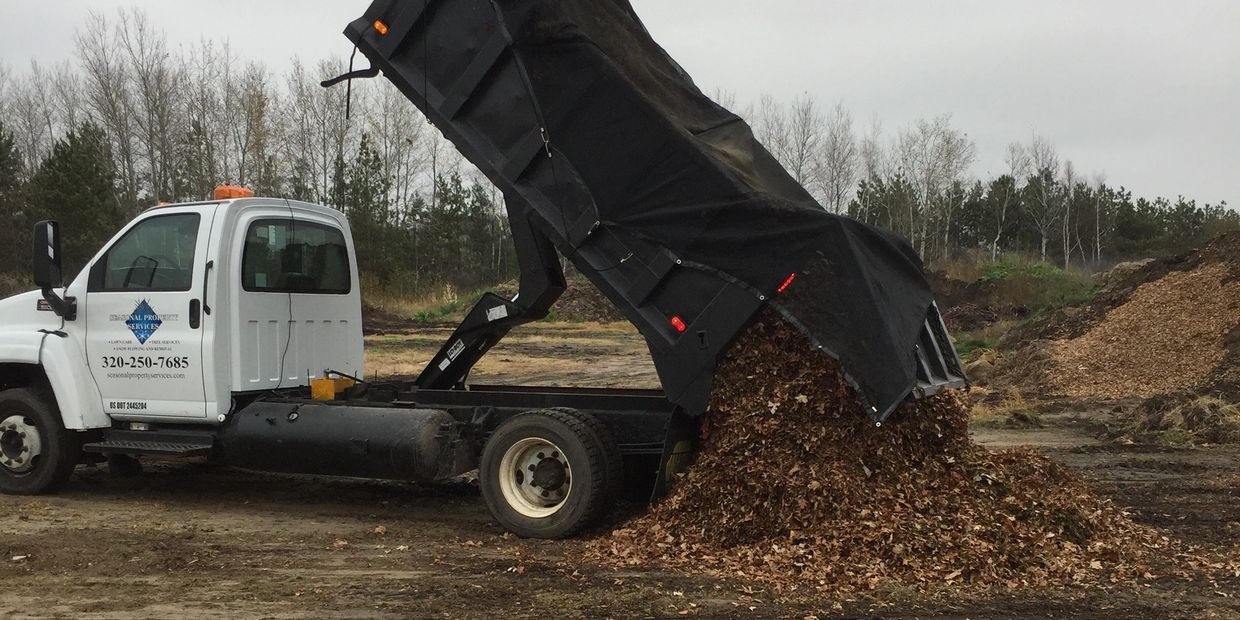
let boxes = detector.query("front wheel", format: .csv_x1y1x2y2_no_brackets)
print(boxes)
0,388,81,495
480,409,619,539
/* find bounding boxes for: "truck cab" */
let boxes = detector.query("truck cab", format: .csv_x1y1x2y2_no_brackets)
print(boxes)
0,191,675,539
0,195,363,428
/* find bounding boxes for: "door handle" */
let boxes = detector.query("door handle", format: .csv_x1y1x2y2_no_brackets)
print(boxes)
202,260,214,316
189,299,201,329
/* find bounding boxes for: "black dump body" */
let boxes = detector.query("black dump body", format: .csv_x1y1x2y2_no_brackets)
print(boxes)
344,0,964,422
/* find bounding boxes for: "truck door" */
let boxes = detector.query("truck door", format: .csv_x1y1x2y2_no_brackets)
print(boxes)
85,206,216,419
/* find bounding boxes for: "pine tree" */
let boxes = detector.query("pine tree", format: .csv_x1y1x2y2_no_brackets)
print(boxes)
0,123,24,275
29,122,126,277
343,134,394,286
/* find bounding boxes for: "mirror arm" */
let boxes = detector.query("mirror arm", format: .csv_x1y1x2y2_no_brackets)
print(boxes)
40,288,77,321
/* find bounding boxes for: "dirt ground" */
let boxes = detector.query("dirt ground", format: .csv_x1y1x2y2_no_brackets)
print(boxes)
362,322,660,389
2,324,1238,619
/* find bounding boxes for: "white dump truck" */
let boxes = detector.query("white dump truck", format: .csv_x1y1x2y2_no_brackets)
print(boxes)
0,0,963,539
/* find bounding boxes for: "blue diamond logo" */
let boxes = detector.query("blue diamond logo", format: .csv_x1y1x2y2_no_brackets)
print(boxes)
126,300,162,345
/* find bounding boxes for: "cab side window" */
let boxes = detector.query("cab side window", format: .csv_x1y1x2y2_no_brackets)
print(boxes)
89,213,200,292
241,220,350,294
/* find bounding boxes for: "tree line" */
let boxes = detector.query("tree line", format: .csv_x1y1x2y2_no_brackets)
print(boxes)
0,9,1234,300
0,9,513,296
744,95,1236,267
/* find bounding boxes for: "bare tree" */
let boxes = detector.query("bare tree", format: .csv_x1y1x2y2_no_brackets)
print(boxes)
280,58,358,204
818,101,858,214
1023,134,1062,261
368,81,429,215
0,62,11,120
51,62,84,132
896,115,975,258
710,87,737,111
1060,158,1078,267
117,8,184,202
8,67,58,176
852,116,888,225
76,11,140,209
782,93,823,191
753,93,788,170
989,142,1029,260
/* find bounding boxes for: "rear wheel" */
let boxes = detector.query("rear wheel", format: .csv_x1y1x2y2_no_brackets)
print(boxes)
0,388,80,495
480,409,619,539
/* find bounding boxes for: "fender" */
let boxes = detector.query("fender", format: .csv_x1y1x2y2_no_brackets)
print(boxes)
0,329,109,430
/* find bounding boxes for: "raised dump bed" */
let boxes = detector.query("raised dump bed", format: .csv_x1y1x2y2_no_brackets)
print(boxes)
342,0,964,421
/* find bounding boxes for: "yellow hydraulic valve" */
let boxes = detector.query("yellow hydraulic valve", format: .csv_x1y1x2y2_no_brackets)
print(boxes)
311,375,356,401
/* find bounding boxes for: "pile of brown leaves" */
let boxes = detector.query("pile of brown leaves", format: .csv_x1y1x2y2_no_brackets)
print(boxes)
590,310,1167,593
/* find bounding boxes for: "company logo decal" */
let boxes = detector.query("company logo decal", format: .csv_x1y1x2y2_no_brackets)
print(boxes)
125,299,163,344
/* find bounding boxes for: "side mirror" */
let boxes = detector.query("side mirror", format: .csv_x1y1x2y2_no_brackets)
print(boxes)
32,220,76,321
32,220,63,289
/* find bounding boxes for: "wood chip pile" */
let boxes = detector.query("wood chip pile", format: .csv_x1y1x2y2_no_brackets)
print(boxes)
591,310,1165,592
995,232,1240,402
1046,262,1240,399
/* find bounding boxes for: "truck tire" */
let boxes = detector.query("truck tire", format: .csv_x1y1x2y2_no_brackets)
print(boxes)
548,406,624,502
480,409,618,539
0,388,81,495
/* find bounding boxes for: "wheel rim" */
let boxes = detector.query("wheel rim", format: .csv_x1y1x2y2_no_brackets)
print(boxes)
0,414,43,475
497,437,572,518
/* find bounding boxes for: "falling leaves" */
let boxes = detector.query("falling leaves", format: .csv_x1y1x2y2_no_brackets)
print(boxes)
586,310,1167,594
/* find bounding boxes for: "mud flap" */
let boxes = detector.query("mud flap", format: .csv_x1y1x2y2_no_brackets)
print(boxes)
651,407,700,502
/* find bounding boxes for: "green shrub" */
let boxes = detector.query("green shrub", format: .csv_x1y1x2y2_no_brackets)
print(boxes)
953,336,995,358
980,256,1096,312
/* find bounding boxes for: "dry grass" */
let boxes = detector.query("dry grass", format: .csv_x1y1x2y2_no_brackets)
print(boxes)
1121,394,1240,445
361,282,457,317
971,387,1043,428
362,322,655,388
933,250,992,282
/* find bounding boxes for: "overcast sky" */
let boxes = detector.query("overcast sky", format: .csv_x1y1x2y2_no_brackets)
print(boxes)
1,0,1236,204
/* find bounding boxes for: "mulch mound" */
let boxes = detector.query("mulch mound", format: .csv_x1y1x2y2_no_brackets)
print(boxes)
928,271,1028,332
996,233,1240,401
553,271,625,323
590,310,1166,593
1002,232,1240,347
1045,262,1239,399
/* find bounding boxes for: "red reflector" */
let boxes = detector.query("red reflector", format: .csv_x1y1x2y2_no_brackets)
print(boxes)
670,315,687,333
777,272,797,294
